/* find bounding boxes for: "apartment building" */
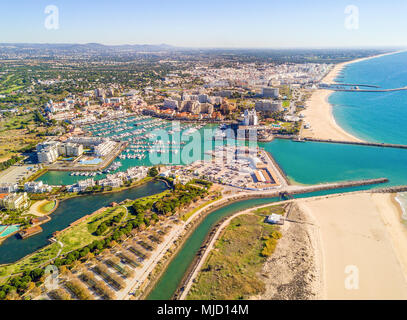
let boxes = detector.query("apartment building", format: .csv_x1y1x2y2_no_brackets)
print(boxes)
0,192,29,211
255,100,283,113
0,183,19,193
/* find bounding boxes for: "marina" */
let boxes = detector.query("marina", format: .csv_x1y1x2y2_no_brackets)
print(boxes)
37,116,216,185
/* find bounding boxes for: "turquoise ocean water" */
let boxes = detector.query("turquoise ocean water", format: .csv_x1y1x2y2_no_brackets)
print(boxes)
330,51,407,144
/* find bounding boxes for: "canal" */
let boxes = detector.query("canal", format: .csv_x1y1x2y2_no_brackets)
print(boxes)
0,181,168,265
146,184,377,300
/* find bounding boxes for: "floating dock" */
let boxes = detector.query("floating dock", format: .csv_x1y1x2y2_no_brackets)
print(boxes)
18,226,43,239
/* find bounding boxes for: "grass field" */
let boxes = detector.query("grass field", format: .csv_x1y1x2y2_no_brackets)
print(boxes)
38,201,56,214
187,207,283,300
0,113,43,160
0,243,59,282
57,206,125,255
0,74,24,95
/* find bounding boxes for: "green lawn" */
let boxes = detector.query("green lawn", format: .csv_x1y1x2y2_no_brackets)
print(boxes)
57,206,125,254
39,201,56,214
0,243,59,282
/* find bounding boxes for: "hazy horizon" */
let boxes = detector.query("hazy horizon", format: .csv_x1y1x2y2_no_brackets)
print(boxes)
0,42,403,51
2,0,407,48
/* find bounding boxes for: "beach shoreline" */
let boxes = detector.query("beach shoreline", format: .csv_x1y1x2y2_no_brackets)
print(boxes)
298,191,407,299
301,50,405,142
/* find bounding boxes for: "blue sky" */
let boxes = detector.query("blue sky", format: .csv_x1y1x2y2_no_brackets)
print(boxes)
1,0,407,48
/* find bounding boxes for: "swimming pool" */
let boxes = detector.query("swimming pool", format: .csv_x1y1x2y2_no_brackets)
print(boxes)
79,158,102,165
0,225,20,238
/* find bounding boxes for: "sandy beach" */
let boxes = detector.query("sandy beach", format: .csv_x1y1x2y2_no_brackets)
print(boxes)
27,200,51,217
301,51,404,142
254,202,322,300
298,192,407,299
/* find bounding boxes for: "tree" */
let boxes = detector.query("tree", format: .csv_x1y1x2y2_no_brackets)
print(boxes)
148,167,159,177
29,268,44,282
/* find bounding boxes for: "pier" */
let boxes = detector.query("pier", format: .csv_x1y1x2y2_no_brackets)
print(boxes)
300,137,407,150
331,86,407,93
333,83,381,88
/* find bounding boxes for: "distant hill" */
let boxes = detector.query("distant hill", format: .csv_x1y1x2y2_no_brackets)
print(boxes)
0,43,178,53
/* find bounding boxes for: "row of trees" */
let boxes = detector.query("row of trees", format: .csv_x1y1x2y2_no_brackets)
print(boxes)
93,263,125,290
0,155,22,172
0,268,44,300
95,210,125,236
105,256,134,278
80,271,116,300
65,279,94,300
153,183,209,216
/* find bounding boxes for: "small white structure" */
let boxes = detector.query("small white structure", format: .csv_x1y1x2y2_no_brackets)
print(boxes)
266,213,284,225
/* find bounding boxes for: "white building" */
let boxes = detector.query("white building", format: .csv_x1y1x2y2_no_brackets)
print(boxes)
243,109,259,126
0,192,29,210
105,97,123,104
0,183,19,193
266,213,284,225
98,178,122,188
94,140,117,157
69,178,95,192
58,143,84,157
36,141,60,164
24,181,52,193
45,99,72,113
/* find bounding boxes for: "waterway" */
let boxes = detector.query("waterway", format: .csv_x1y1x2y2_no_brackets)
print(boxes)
262,139,407,187
146,184,377,300
0,181,168,265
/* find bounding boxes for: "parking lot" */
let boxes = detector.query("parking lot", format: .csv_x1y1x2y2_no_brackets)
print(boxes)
0,164,39,185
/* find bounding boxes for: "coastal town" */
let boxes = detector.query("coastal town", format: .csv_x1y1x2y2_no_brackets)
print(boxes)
1,35,407,305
